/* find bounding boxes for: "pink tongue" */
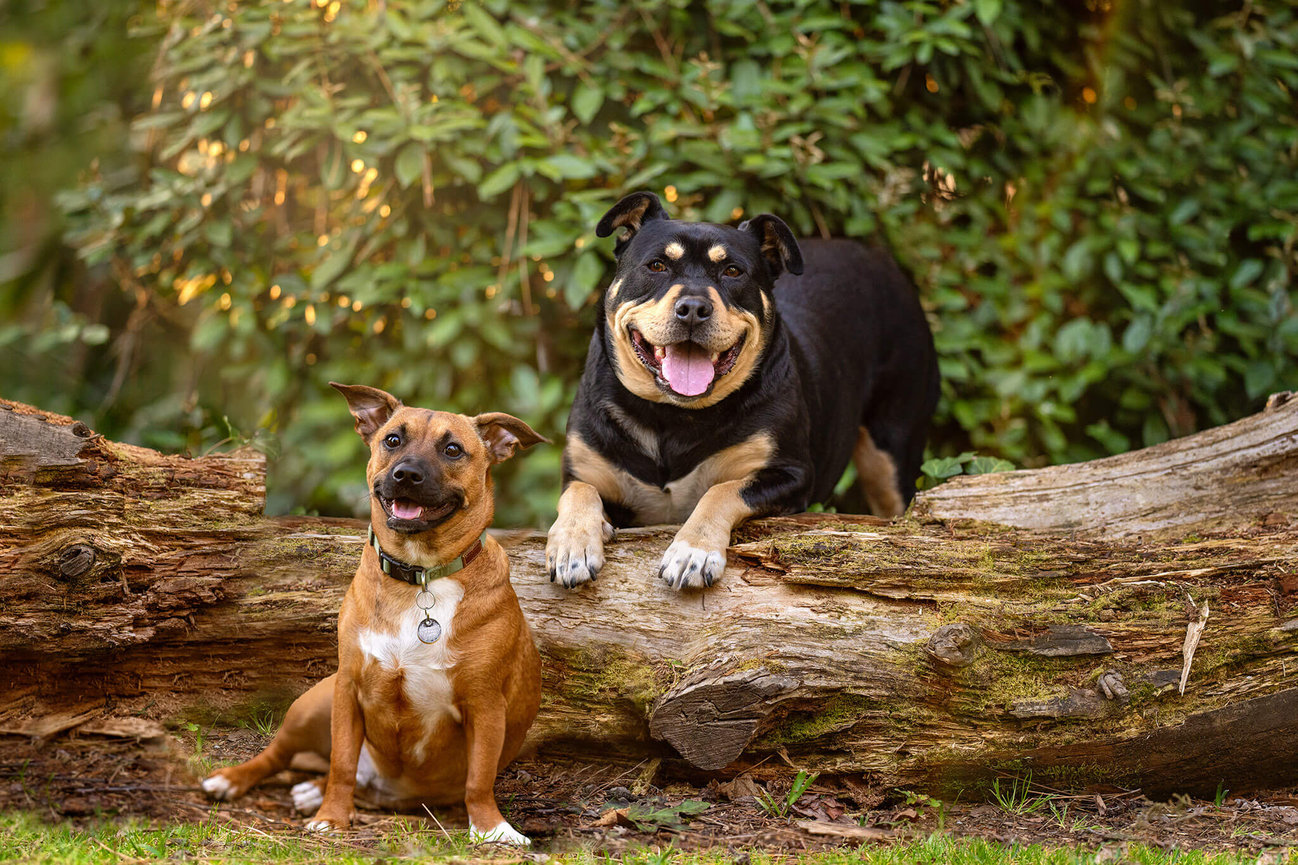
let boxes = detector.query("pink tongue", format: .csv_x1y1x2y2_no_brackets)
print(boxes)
661,342,715,396
391,499,423,520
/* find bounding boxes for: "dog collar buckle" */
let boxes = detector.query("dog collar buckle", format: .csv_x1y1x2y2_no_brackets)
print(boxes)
367,525,485,588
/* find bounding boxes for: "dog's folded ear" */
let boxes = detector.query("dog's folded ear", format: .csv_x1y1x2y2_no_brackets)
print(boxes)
595,191,669,256
740,214,804,277
331,382,402,443
473,413,549,464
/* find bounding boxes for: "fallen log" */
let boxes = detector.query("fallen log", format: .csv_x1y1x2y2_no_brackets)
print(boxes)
2,395,1297,799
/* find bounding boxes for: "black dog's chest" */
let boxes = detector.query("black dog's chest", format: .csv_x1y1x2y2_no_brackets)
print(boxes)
595,419,759,527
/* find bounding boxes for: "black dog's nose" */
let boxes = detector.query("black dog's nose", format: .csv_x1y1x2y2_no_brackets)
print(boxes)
391,460,425,485
674,296,712,325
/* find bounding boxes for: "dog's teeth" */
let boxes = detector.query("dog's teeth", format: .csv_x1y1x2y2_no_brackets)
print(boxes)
654,345,665,361
710,352,720,363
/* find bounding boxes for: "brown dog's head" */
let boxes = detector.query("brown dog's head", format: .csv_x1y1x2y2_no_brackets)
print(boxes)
331,383,545,559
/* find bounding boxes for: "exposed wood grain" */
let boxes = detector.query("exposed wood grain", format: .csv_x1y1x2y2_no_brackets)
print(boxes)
914,392,1298,536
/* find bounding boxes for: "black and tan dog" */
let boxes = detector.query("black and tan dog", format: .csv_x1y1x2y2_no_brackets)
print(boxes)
203,383,545,845
546,191,938,590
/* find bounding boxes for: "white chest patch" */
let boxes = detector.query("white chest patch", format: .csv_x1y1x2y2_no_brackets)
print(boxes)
357,579,465,734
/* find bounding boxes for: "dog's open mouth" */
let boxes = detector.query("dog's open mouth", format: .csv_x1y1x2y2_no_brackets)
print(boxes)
377,494,459,531
629,327,745,397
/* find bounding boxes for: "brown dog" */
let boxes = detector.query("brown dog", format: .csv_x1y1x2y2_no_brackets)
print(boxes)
202,383,545,845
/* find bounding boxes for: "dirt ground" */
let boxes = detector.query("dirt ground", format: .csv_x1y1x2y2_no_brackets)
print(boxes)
4,727,1298,859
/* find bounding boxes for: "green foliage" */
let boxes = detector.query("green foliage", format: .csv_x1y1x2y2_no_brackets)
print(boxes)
989,773,1053,817
614,800,710,833
5,0,1296,526
919,451,1015,489
755,769,819,818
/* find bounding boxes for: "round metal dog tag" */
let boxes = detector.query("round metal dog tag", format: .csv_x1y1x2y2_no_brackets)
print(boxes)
417,616,442,644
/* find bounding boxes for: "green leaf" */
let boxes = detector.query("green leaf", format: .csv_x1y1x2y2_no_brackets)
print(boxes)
394,142,425,189
1122,315,1152,354
966,456,1015,474
539,153,597,180
1061,240,1092,282
571,82,604,125
1229,258,1265,290
974,0,1002,26
205,219,233,248
921,457,966,481
1243,360,1276,399
478,162,520,199
566,252,605,308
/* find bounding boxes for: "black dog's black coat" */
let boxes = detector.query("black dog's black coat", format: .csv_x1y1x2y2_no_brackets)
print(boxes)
564,208,939,525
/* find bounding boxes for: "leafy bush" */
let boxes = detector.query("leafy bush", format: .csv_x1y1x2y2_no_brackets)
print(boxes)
17,0,1298,525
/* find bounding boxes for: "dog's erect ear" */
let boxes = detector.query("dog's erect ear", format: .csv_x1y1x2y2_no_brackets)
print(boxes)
595,191,670,256
740,214,804,277
473,412,548,465
331,382,403,443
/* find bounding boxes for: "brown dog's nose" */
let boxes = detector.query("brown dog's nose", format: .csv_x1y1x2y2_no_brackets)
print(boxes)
391,460,425,485
674,296,712,325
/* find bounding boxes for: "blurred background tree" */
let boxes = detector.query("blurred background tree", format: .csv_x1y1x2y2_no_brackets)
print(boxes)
3,0,1295,527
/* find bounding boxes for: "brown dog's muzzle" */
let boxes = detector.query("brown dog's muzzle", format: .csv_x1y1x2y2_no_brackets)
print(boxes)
374,458,463,533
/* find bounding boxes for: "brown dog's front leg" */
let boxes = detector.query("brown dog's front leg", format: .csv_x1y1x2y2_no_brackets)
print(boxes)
305,674,364,832
463,693,529,846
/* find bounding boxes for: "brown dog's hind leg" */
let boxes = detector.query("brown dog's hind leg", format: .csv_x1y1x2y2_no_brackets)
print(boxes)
852,426,905,518
304,673,365,831
201,674,336,802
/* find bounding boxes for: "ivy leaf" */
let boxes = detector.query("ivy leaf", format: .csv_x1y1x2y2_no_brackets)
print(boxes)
966,456,1015,474
921,457,966,481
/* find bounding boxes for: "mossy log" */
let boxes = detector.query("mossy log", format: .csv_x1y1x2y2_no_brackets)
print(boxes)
3,396,1298,798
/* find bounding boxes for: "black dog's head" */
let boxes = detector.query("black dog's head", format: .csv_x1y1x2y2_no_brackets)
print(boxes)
594,192,803,408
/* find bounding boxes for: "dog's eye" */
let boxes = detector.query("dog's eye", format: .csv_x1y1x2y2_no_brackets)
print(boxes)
444,443,463,459
722,264,743,277
383,433,402,449
647,260,667,273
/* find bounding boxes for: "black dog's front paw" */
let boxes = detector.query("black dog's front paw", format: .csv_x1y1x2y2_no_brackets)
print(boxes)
658,539,726,590
546,517,611,589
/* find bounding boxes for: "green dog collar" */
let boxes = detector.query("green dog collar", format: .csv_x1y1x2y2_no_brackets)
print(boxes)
367,524,486,588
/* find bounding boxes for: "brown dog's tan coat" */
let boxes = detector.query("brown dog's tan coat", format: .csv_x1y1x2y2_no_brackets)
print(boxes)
203,384,544,845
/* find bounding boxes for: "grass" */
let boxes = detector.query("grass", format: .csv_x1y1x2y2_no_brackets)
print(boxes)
2,813,1294,865
755,769,818,818
990,773,1054,817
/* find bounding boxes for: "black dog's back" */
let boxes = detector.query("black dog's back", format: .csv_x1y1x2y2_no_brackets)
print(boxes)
775,239,939,505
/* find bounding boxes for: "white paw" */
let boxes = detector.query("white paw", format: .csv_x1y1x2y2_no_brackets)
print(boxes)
546,518,611,589
291,780,324,814
304,819,336,833
201,773,237,801
658,539,725,589
470,819,531,846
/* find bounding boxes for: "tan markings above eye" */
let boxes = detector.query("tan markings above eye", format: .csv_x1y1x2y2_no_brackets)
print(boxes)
664,242,685,259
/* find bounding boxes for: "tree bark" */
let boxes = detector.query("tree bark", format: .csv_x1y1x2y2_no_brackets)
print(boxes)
3,396,1298,798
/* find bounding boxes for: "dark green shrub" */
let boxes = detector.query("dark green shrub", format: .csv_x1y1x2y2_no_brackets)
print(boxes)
21,0,1298,525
